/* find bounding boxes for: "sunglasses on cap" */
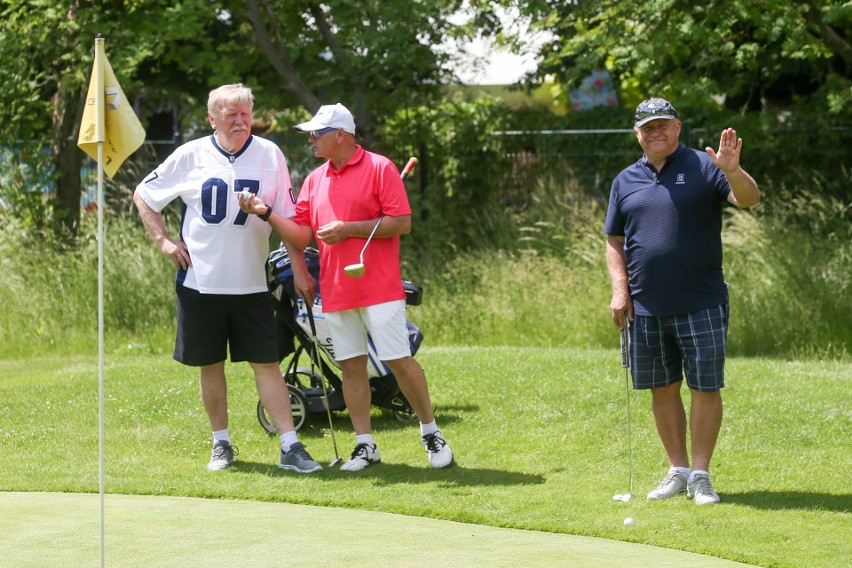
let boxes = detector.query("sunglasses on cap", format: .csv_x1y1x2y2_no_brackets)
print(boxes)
633,99,678,128
635,108,677,121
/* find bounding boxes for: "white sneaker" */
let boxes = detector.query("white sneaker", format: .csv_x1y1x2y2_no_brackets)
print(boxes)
422,430,453,468
647,471,687,500
340,443,381,472
688,473,721,505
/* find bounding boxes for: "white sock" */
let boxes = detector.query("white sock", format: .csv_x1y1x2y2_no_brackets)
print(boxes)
420,420,439,437
689,469,709,483
212,429,231,445
671,466,691,478
356,433,375,447
279,431,298,452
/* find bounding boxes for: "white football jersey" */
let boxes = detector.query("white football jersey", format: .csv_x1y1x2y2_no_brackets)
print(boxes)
136,135,295,294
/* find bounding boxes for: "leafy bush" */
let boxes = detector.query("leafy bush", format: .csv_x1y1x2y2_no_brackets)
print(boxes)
0,143,61,235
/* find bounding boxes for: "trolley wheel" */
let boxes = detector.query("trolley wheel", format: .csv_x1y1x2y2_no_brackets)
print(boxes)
393,409,417,423
286,367,324,390
390,393,416,423
257,384,310,434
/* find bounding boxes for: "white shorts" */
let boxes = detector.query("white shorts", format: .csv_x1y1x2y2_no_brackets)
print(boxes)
325,300,411,362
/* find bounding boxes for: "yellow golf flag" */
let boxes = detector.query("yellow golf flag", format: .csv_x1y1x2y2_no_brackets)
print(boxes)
77,37,146,178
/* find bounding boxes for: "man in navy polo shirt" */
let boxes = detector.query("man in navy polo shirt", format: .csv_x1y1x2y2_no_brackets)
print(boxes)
605,98,759,505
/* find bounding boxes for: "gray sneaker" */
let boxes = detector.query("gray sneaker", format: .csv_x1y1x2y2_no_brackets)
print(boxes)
279,442,323,473
207,440,237,471
647,471,688,500
687,473,720,505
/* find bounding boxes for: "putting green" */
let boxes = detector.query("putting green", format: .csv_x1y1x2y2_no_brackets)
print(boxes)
2,492,751,567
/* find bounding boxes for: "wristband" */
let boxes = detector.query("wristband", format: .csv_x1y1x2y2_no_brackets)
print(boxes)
258,204,272,222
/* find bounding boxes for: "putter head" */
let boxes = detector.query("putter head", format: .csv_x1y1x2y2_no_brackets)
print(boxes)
344,263,365,278
612,493,634,502
329,457,342,467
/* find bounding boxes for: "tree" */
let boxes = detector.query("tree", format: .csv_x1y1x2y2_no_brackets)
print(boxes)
0,0,477,239
510,0,851,115
231,0,469,150
0,0,245,238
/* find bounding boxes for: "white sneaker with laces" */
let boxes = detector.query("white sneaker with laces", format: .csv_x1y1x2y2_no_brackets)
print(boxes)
688,473,721,505
340,442,381,472
422,430,453,468
647,471,688,500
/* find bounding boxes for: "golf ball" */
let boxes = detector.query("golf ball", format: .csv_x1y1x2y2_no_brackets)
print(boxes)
624,517,635,526
240,190,252,201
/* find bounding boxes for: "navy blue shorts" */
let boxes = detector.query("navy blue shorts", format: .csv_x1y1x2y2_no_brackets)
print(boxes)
174,285,278,367
629,305,729,392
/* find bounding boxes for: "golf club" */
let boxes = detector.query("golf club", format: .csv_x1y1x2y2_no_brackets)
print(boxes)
305,302,342,467
342,158,417,279
400,157,418,181
343,216,383,278
613,319,634,502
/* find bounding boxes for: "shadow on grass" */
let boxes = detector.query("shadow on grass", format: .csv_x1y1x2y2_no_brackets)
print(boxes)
723,491,852,513
268,404,476,436
231,460,545,487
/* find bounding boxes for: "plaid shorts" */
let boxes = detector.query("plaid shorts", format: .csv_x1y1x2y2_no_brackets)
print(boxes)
629,305,729,392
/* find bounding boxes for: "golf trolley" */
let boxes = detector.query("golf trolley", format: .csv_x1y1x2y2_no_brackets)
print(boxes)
257,245,424,434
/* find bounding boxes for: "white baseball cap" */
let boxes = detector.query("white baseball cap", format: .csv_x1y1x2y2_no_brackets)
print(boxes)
294,103,356,135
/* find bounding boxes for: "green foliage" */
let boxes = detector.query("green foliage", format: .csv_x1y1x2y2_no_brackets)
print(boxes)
0,0,238,238
381,95,516,256
0,144,61,233
1,352,850,567
2,0,848,249
408,192,849,358
0,0,479,243
523,0,851,117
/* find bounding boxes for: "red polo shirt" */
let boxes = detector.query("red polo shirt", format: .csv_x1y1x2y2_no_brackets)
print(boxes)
294,146,411,311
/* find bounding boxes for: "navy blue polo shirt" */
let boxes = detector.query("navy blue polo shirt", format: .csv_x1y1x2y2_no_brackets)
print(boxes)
604,144,731,316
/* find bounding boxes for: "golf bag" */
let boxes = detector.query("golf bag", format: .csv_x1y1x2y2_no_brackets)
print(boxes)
257,244,424,434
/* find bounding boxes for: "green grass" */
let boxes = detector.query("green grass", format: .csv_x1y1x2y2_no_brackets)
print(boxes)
1,348,849,568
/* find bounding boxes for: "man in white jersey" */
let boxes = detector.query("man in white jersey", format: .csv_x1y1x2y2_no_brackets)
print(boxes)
133,83,322,473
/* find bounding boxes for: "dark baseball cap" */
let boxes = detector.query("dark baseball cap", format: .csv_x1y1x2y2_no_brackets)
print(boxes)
633,98,679,128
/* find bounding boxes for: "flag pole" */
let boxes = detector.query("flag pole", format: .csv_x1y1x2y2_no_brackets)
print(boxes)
77,34,146,566
98,139,105,568
91,35,107,568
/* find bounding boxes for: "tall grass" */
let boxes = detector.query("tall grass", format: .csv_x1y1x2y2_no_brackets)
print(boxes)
721,178,851,358
0,178,848,359
406,176,851,358
0,212,175,358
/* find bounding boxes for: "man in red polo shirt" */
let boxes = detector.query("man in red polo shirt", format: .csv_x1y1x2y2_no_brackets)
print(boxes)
290,103,453,471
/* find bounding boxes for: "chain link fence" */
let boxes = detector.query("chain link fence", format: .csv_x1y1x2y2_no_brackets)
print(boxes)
488,124,851,204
